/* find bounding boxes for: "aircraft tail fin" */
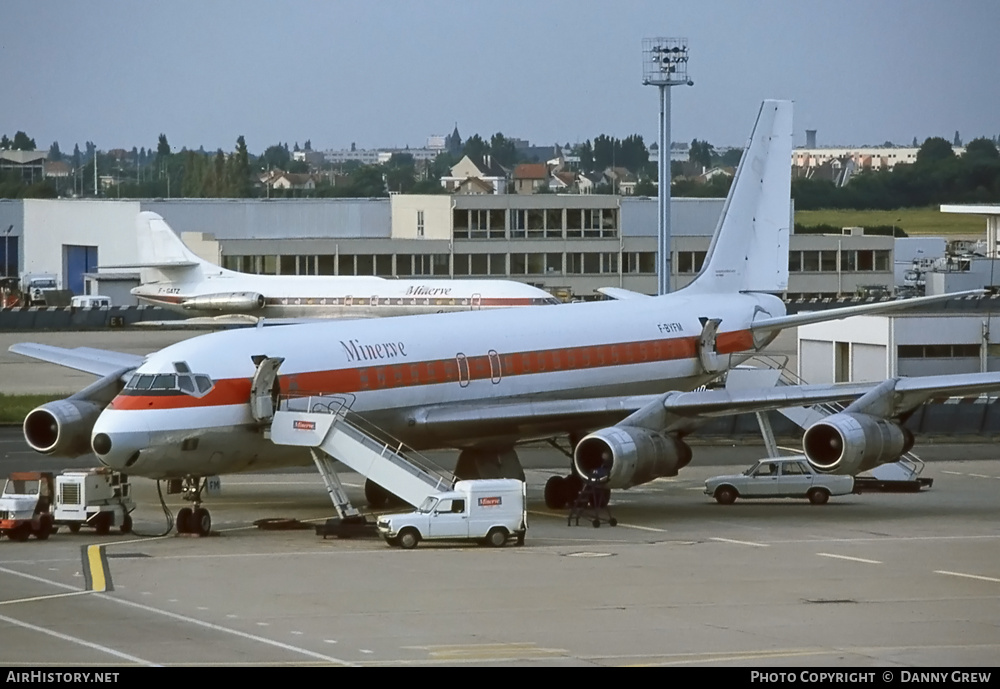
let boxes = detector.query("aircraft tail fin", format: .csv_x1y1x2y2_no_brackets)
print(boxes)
101,212,219,285
136,212,209,271
683,99,792,295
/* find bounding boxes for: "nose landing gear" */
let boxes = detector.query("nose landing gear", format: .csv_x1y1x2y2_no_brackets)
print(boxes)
172,477,213,537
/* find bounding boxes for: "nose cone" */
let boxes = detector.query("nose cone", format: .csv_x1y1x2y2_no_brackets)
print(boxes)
91,410,151,470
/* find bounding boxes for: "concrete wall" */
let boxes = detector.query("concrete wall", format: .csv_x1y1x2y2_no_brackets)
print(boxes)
141,198,391,240
390,195,452,240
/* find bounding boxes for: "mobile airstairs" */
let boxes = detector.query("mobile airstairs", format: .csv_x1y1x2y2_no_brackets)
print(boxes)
269,395,457,536
727,354,932,491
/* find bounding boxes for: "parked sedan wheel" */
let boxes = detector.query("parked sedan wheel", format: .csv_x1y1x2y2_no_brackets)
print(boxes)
715,486,738,505
808,488,830,505
398,528,420,550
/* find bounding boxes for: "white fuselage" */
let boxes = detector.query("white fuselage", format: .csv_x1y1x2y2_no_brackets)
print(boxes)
132,269,559,318
91,291,786,479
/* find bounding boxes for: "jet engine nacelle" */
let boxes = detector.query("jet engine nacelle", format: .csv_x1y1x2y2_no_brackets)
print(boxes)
181,292,266,312
573,426,692,489
802,412,914,475
23,399,105,457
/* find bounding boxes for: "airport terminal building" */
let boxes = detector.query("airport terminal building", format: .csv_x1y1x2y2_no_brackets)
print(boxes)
0,196,895,302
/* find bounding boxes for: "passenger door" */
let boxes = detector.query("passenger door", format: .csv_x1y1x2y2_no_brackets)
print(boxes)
778,460,813,497
249,356,285,423
428,498,469,539
749,460,782,497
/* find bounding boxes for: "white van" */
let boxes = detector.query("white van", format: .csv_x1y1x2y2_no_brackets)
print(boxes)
70,295,112,308
377,479,527,549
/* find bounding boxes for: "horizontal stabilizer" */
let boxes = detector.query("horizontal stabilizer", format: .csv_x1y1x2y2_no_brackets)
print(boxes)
97,261,199,270
597,287,652,300
751,289,987,332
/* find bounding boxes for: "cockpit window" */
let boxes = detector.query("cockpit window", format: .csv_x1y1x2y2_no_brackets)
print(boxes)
122,362,214,398
151,374,176,390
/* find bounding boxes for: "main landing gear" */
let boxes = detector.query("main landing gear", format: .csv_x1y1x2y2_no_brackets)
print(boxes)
172,477,213,537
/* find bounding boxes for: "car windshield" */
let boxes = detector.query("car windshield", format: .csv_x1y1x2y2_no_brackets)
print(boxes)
2,479,39,496
418,497,437,513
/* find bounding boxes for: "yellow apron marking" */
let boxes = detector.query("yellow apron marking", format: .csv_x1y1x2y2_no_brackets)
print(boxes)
86,544,109,592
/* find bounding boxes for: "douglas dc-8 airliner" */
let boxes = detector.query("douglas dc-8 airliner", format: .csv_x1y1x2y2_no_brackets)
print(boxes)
121,212,559,322
13,100,1000,535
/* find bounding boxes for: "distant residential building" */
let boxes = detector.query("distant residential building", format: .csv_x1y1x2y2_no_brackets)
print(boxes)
43,160,71,179
260,170,318,191
441,155,508,194
550,171,577,193
323,145,439,166
512,163,549,194
605,167,638,195
292,149,326,168
454,177,495,195
649,142,690,163
793,146,965,173
693,167,734,184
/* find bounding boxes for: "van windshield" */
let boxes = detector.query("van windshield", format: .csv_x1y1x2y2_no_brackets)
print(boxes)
418,497,437,513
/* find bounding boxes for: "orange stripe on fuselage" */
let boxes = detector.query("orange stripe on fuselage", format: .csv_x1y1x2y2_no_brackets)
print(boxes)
110,330,753,411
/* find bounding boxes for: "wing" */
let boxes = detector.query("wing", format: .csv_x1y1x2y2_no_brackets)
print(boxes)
659,372,1000,419
406,372,1000,444
8,343,145,377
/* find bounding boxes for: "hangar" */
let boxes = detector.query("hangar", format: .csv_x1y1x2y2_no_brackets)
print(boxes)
798,299,1000,384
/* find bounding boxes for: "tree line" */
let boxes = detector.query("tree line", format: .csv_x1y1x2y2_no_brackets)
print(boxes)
2,128,998,207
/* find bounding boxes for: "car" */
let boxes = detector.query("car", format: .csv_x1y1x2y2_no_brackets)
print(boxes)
704,457,856,506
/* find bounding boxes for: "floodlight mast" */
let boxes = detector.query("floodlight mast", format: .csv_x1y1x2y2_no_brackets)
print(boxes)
643,37,692,295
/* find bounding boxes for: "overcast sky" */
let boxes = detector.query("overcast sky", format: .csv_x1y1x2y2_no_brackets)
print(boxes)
3,1,998,156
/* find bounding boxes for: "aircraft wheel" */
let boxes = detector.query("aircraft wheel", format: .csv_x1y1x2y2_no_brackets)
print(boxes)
715,486,738,505
193,508,212,536
544,476,566,509
808,488,830,506
485,527,508,548
398,528,420,550
176,507,193,534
